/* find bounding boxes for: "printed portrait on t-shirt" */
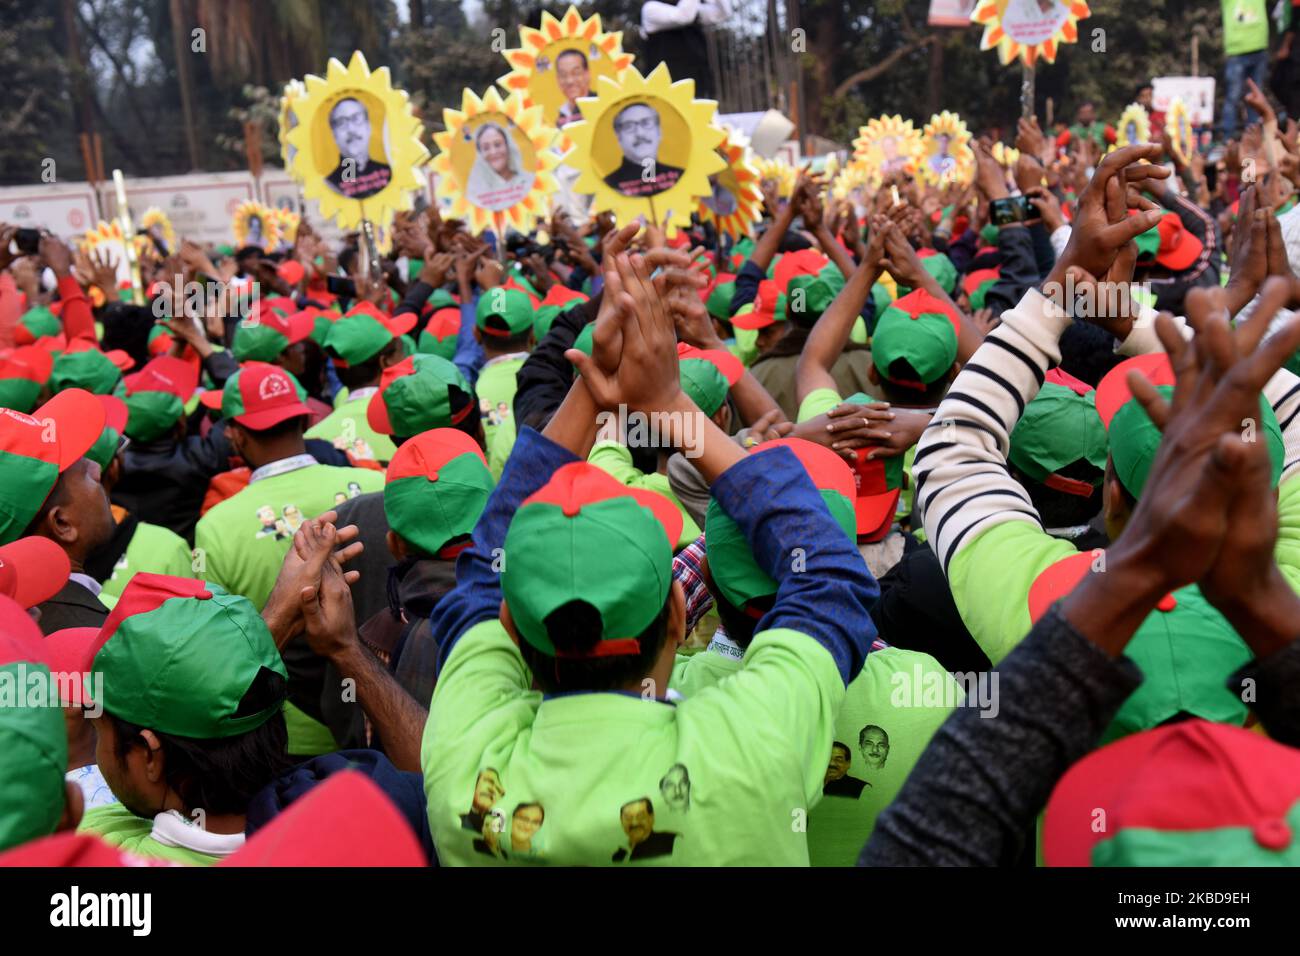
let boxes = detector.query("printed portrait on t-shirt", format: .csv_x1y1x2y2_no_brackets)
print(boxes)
461,767,505,834
822,741,869,798
611,797,679,862
859,724,891,771
658,763,691,813
255,505,280,539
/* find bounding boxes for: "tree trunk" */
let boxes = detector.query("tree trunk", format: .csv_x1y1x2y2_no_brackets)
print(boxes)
169,0,202,172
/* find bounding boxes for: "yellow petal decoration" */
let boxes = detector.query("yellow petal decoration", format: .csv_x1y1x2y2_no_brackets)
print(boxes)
991,142,1021,168
919,111,976,187
1116,103,1151,149
279,79,306,176
497,4,634,153
971,0,1091,67
1167,99,1195,167
830,160,873,203
563,62,726,235
286,50,429,231
696,128,764,240
852,115,923,187
80,221,132,289
138,207,176,257
755,157,797,200
432,86,562,235
231,200,282,250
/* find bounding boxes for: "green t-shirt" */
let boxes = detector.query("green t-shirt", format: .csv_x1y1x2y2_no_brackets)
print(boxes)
305,389,397,464
77,804,220,866
423,620,843,865
486,417,517,481
588,441,702,549
477,356,526,479
99,521,196,609
194,462,386,610
1223,0,1269,55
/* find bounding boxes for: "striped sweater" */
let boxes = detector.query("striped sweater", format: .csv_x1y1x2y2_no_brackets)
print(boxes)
913,287,1300,664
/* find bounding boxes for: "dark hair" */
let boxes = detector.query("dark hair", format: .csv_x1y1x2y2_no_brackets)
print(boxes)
858,725,888,746
708,588,774,650
518,597,672,694
621,796,653,816
513,802,544,822
880,359,952,407
1010,458,1104,528
831,741,850,758
297,338,329,400
1135,82,1153,96
107,666,290,815
479,317,533,354
1105,456,1138,510
556,48,588,70
98,303,157,370
241,413,308,442
1059,321,1125,387
332,338,401,390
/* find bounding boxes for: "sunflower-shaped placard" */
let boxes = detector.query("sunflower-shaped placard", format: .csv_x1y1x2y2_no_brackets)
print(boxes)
271,207,300,250
138,207,176,258
1117,103,1151,149
991,142,1021,168
696,130,763,240
279,79,306,175
1166,98,1194,167
971,0,1091,67
432,87,561,235
755,157,796,200
497,5,634,147
919,111,975,187
564,62,726,233
81,221,133,290
286,50,429,231
232,200,282,251
852,115,923,187
830,161,872,207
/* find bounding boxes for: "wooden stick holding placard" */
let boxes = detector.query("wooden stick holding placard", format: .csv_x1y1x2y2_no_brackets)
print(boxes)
1020,62,1035,121
493,211,508,266
111,169,143,304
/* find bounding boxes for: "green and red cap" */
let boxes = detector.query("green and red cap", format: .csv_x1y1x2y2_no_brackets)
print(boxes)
324,306,417,366
366,353,474,437
731,280,787,330
772,248,829,291
426,287,458,311
417,307,461,360
0,388,105,544
705,438,858,610
49,346,132,396
86,394,128,471
0,346,53,413
540,285,589,309
0,536,70,609
917,249,958,294
232,302,315,362
677,342,741,417
838,392,906,540
475,287,535,338
57,573,287,738
198,363,311,430
1028,552,1252,741
1045,720,1300,866
962,267,1001,311
13,305,60,346
785,275,837,329
501,462,683,658
121,356,197,443
701,273,737,321
384,428,494,557
1096,353,1283,498
1009,368,1109,496
532,305,563,341
0,594,67,853
871,289,961,389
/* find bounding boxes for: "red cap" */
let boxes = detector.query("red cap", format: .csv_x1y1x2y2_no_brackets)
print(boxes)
62,339,135,372
540,285,589,308
772,248,828,291
344,301,418,338
1,388,106,472
0,537,70,609
676,342,743,386
753,437,857,500
385,428,487,482
43,626,99,706
0,346,53,385
851,456,903,543
1028,550,1176,623
0,593,47,667
1156,211,1204,272
0,833,167,867
423,307,461,342
524,461,684,549
1094,353,1174,428
96,394,128,435
732,280,784,330
277,260,306,286
201,363,313,430
123,355,199,401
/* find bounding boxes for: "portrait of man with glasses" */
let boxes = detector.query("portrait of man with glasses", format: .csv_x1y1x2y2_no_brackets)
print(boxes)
603,101,684,198
324,96,393,200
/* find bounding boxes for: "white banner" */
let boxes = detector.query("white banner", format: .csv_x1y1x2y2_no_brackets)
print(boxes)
0,182,100,240
1152,77,1217,126
99,172,257,248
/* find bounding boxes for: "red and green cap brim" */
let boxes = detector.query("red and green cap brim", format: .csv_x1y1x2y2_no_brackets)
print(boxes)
384,448,494,556
475,288,534,337
705,281,737,320
679,357,730,417
705,439,857,607
233,324,292,362
124,390,184,442
842,409,905,541
731,292,787,331
0,661,68,852
979,223,1000,245
1045,720,1300,867
87,574,288,739
871,291,960,386
532,305,562,341
501,463,682,657
49,350,123,396
367,353,472,437
1008,380,1108,490
324,315,395,366
18,306,60,343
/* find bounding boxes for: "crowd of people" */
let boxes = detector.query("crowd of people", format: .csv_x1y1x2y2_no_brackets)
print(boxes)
1,61,1300,868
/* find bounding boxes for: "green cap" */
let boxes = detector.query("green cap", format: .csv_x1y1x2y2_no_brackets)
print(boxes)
475,288,534,337
324,309,416,366
16,305,60,344
871,290,960,387
963,267,1001,312
49,350,124,396
417,307,461,361
1134,223,1161,260
1008,371,1109,490
918,251,958,294
428,288,458,311
979,224,1000,245
679,358,730,417
533,305,562,341
705,280,737,321
124,390,184,443
501,462,683,657
785,275,836,329
85,426,121,472
85,574,287,739
384,429,494,556
367,353,473,437
705,439,857,609
571,323,595,358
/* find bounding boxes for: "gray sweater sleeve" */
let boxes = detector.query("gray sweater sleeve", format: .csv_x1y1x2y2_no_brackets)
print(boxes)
858,604,1142,866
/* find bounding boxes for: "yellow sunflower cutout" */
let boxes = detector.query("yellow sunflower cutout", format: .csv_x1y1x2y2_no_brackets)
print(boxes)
564,62,726,234
755,157,796,200
286,50,429,231
696,130,763,240
497,5,634,152
279,79,306,176
137,207,176,258
919,112,975,187
432,86,561,235
852,115,923,187
830,161,873,208
1117,103,1151,149
271,207,300,249
1167,98,1194,167
81,221,133,292
971,0,1091,67
232,200,282,251
992,142,1021,168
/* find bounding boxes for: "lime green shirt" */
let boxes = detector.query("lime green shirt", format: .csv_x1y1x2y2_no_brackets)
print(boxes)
194,461,385,610
423,620,842,865
588,441,702,548
78,804,221,866
99,521,196,609
1223,0,1269,56
477,355,526,479
305,389,397,463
